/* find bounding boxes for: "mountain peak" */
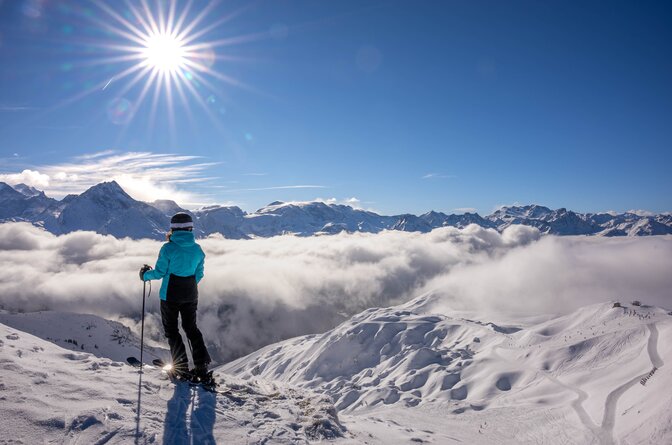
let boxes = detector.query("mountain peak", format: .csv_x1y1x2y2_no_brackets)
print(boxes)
82,180,130,198
100,180,122,189
73,180,138,210
12,183,43,197
0,182,26,199
494,204,553,219
150,199,186,216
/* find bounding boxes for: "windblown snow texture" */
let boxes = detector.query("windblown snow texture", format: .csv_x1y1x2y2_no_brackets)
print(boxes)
0,316,346,444
2,298,670,444
223,298,672,444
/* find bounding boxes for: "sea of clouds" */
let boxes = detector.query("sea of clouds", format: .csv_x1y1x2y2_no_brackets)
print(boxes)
0,222,670,362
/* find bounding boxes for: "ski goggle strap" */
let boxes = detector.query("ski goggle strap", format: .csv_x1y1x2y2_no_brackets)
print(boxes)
170,222,194,229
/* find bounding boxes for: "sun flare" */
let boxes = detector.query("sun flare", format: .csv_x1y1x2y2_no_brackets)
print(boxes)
78,0,258,130
142,33,186,73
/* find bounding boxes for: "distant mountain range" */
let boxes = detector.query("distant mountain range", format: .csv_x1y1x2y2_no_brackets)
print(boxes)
1,180,670,239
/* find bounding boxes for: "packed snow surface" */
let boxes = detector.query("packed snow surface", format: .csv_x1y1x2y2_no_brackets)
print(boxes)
224,297,672,444
0,317,346,444
1,297,670,443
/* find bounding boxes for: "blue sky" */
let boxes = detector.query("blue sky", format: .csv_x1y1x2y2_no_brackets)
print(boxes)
0,0,670,215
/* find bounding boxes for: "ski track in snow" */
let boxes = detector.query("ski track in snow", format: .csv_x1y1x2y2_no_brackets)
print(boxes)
600,322,664,445
493,321,665,445
228,301,672,444
491,343,603,443
216,300,672,444
646,323,664,368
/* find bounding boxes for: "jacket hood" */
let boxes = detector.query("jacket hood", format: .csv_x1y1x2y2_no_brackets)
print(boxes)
170,230,196,247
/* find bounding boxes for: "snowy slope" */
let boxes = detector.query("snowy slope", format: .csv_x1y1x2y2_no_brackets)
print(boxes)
223,297,672,444
0,316,348,444
1,299,669,444
0,311,168,363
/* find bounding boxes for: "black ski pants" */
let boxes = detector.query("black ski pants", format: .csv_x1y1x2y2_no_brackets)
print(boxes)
160,299,211,369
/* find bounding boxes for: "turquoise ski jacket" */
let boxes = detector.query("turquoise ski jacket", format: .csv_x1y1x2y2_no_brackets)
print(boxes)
143,230,205,301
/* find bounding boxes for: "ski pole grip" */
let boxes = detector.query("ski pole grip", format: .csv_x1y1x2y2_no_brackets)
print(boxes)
139,264,153,282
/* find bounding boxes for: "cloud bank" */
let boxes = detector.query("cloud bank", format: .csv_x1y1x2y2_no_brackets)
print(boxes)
0,222,670,363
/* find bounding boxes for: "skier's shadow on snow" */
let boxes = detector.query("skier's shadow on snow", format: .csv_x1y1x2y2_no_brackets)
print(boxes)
163,383,216,445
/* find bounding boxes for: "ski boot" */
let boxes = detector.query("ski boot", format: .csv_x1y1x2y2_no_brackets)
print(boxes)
190,364,216,389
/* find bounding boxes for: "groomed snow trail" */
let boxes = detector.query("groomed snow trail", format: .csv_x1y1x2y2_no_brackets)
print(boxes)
646,323,664,368
492,343,603,443
492,319,666,445
600,323,664,445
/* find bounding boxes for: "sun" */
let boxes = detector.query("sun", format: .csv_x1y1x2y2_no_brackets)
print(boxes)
71,1,261,132
142,32,187,73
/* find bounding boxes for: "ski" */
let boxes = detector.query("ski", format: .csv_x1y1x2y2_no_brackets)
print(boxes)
150,358,223,394
152,358,168,367
151,358,195,381
130,356,244,403
126,356,142,367
126,356,156,369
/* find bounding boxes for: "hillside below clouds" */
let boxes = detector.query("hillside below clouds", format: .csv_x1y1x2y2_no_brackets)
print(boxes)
1,298,670,444
223,297,672,444
1,180,671,239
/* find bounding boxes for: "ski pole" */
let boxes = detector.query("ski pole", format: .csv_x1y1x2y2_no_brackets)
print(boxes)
139,279,147,370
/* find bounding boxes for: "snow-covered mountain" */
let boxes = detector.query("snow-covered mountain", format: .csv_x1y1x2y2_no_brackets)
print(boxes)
12,182,44,198
223,296,672,444
1,181,670,239
44,181,168,239
0,181,57,221
244,201,395,237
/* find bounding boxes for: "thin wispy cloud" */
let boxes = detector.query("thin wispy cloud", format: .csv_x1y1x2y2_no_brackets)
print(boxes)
224,185,327,192
493,202,523,212
453,207,478,213
422,173,456,180
626,209,656,217
0,151,217,205
0,154,22,164
73,150,117,160
316,197,363,208
0,105,38,112
30,125,85,130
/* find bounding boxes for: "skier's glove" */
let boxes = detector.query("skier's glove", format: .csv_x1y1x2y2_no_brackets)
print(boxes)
139,264,152,281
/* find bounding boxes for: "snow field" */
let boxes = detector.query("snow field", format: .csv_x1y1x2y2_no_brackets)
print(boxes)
0,320,345,444
0,296,670,443
224,298,672,444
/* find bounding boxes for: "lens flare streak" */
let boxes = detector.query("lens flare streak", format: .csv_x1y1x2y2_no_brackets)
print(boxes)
78,0,260,130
